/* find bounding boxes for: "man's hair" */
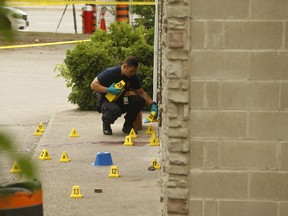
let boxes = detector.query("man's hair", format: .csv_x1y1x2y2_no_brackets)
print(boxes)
123,56,139,67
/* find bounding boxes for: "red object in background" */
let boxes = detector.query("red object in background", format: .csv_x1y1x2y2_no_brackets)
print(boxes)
100,10,106,31
82,5,94,34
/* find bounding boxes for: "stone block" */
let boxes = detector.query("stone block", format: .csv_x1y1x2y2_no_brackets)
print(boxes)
191,51,250,80
167,187,189,199
168,31,185,48
191,0,250,19
219,201,277,216
167,103,179,119
190,171,248,199
219,141,277,170
281,83,288,110
167,199,188,214
204,200,218,216
250,173,288,200
205,21,224,49
280,142,288,170
190,81,204,109
251,0,288,19
249,112,288,140
225,22,283,50
167,128,189,138
167,90,189,103
166,60,183,78
167,18,187,30
167,138,187,152
220,82,279,110
167,49,189,60
191,21,205,49
250,52,288,81
189,200,203,216
204,141,219,169
167,5,189,18
168,152,188,165
168,164,189,175
191,111,247,139
190,140,204,169
204,82,219,109
280,202,288,216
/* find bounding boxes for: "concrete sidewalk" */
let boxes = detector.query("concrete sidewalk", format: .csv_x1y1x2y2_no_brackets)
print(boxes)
33,109,162,216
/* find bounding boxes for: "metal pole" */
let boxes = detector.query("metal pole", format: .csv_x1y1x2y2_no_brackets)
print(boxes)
152,0,158,102
72,4,77,34
55,4,68,33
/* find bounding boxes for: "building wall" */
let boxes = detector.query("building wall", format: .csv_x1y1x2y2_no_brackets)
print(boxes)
161,0,288,215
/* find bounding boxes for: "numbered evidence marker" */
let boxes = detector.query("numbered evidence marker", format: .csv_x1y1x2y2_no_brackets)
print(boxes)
69,128,79,138
70,186,83,198
145,125,155,135
147,111,158,122
105,80,125,102
123,135,134,146
10,161,21,173
129,128,137,138
59,151,71,162
150,134,160,146
33,127,42,136
150,158,160,169
108,166,120,178
38,149,52,160
38,121,45,132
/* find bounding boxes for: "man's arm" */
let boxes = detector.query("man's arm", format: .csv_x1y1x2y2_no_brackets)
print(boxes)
135,88,154,106
91,77,108,93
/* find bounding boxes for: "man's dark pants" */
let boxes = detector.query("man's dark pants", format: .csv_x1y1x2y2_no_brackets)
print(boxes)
101,95,145,128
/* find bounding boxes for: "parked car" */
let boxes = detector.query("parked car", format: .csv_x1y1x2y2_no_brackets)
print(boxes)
1,6,29,31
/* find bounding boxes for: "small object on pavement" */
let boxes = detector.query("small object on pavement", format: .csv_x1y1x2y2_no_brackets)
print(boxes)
148,166,156,171
94,188,103,193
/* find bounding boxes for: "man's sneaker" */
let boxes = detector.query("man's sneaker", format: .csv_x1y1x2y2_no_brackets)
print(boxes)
103,122,112,135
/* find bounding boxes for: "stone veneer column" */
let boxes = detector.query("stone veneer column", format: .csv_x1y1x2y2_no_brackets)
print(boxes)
160,0,191,215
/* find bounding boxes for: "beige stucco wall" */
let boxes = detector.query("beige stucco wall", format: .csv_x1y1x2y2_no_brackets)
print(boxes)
161,0,288,215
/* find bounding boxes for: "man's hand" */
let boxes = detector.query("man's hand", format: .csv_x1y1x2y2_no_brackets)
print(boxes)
150,102,158,118
107,83,121,95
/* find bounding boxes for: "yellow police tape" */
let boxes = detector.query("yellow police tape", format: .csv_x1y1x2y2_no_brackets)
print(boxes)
0,39,91,50
7,1,156,6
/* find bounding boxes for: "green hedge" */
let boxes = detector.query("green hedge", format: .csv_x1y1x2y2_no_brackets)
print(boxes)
55,22,154,111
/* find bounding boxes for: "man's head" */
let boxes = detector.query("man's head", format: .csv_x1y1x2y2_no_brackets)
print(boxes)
121,56,138,77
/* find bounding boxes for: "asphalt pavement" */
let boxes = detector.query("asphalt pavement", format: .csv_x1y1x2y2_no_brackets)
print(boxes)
33,109,162,216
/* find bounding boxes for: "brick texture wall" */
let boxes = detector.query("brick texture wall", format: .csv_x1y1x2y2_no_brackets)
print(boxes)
161,0,288,215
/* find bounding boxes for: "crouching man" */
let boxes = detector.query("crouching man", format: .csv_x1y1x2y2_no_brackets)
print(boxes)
90,56,158,135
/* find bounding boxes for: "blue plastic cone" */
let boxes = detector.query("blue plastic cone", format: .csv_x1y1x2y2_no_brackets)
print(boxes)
92,152,113,166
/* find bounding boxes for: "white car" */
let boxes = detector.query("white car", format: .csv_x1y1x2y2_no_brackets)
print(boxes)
2,6,29,31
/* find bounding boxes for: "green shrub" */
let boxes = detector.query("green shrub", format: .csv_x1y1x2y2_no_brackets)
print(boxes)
55,22,154,111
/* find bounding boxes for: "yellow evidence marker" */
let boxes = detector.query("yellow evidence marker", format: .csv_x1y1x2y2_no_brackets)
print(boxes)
59,151,71,162
129,128,138,138
38,121,45,132
146,125,154,135
33,127,42,136
108,166,120,178
10,161,21,173
38,149,52,160
69,128,79,138
150,158,160,169
150,135,160,146
70,186,83,198
123,135,134,146
105,80,125,102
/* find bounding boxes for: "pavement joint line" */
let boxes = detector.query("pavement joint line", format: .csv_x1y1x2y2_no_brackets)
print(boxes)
37,141,152,147
0,39,91,50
